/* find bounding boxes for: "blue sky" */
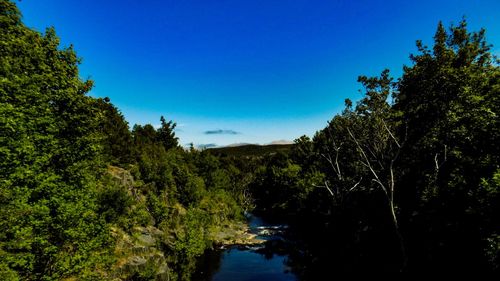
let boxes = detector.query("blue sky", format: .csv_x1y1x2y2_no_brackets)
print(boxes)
18,0,500,147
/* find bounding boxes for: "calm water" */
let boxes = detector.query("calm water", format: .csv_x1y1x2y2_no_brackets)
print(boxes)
194,215,298,281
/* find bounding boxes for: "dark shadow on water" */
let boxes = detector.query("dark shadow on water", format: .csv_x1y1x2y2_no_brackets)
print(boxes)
193,242,297,281
191,248,223,281
193,214,298,281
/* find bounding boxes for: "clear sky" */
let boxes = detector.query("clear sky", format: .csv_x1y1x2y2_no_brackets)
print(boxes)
17,0,500,147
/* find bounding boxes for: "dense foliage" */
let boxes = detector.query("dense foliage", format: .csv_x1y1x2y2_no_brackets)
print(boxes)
1,0,498,278
0,1,110,278
251,20,500,275
0,1,250,280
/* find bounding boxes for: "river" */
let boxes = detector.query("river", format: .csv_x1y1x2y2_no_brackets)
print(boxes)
193,214,298,281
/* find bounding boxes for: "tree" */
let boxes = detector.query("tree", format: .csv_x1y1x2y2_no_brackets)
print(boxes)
348,70,406,269
394,19,500,272
0,1,111,278
96,97,134,165
132,124,158,148
157,116,178,151
314,70,407,270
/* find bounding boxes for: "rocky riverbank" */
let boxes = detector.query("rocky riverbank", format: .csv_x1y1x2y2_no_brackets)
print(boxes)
212,221,266,247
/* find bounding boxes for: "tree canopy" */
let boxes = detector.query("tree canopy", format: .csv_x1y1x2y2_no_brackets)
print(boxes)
1,0,498,278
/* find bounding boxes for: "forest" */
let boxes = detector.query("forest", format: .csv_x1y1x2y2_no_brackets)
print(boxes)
1,0,499,279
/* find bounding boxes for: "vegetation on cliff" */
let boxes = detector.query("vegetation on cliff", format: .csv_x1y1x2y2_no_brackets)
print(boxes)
1,0,498,278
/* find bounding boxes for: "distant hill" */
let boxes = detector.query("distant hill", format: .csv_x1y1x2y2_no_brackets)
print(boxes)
267,140,294,145
207,143,293,157
225,142,255,147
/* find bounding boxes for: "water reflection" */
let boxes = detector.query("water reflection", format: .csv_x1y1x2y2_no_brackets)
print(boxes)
193,215,298,281
210,248,295,281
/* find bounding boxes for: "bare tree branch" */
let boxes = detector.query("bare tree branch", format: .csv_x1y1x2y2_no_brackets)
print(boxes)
347,127,387,194
348,177,363,193
383,120,401,148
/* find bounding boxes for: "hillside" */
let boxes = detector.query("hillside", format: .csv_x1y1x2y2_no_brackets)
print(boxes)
207,144,293,157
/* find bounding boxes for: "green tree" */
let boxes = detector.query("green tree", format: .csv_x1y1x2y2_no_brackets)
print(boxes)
96,97,134,165
394,20,500,272
133,124,158,148
0,1,112,279
157,116,179,151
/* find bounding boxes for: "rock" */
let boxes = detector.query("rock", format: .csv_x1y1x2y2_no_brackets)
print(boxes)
113,225,168,279
213,222,266,247
107,165,135,191
128,256,147,266
132,226,163,246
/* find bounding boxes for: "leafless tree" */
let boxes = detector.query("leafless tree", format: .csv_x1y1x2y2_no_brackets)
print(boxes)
314,126,363,206
346,120,407,270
